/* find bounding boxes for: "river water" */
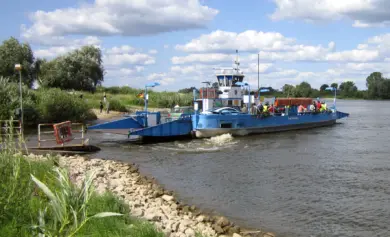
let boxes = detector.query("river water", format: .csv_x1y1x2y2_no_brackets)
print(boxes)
63,100,390,237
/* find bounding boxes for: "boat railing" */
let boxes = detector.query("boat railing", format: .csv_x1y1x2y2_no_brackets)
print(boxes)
37,122,88,148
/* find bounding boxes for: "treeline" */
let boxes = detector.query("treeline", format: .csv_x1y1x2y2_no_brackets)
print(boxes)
0,37,103,91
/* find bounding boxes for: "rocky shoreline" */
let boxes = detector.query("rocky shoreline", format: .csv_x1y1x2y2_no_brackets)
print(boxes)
32,154,276,237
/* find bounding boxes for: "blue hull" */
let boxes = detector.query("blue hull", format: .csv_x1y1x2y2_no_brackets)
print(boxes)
192,111,349,138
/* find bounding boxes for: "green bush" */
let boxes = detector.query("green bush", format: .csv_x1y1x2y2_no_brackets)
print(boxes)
107,99,128,112
35,88,96,123
0,77,38,124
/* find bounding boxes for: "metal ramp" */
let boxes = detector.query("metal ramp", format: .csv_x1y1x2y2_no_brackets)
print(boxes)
129,115,193,138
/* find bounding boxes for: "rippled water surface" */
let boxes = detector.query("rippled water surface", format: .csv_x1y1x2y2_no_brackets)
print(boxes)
81,100,390,237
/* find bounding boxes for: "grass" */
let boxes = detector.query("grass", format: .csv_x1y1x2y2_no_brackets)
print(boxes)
83,87,193,112
0,121,165,237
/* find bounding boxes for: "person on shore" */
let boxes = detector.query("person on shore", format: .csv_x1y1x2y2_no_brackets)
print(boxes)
103,92,107,103
99,101,104,113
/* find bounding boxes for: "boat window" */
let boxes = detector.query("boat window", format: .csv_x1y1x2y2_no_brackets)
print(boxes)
217,76,224,86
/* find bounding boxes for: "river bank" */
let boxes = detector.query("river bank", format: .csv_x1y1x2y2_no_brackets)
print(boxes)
48,154,276,237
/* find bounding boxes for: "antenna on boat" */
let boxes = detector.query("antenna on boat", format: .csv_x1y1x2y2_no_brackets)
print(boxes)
234,49,240,73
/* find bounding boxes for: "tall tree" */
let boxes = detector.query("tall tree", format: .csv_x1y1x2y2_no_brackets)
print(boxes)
330,83,338,89
0,37,35,87
294,81,312,97
39,46,104,91
320,84,329,91
282,84,295,97
339,81,358,97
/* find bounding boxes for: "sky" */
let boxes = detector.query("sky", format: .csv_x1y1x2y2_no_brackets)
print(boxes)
2,0,390,91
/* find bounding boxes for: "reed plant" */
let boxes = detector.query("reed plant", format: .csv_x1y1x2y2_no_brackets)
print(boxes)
0,119,165,237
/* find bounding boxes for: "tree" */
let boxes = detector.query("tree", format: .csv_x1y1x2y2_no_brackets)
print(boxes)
282,84,295,97
366,72,385,99
178,87,196,93
294,81,312,97
330,83,338,89
0,37,35,87
39,46,104,91
320,84,329,91
339,81,358,98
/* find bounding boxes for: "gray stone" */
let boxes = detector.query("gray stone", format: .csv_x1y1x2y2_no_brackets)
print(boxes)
232,233,242,237
215,216,230,227
171,222,180,232
162,195,174,202
212,224,225,234
196,215,205,222
184,228,196,237
132,208,144,217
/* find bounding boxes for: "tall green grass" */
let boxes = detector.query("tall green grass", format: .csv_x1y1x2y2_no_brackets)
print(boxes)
85,86,193,111
0,120,165,237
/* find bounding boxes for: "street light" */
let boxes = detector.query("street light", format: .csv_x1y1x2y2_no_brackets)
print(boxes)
144,82,160,127
15,64,23,134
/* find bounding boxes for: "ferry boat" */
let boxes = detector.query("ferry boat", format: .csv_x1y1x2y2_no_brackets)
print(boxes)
88,52,349,141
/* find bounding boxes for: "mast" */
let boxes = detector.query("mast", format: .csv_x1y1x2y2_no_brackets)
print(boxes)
234,49,240,73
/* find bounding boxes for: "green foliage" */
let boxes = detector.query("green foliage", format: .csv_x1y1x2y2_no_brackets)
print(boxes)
107,99,128,112
330,83,338,89
365,72,390,99
293,81,312,97
39,46,104,91
0,152,55,237
0,76,39,124
31,168,123,237
35,88,96,123
339,81,358,98
178,87,196,93
320,84,329,91
0,37,35,88
0,132,165,237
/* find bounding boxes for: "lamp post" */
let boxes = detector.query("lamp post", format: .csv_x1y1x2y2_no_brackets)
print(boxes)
144,82,160,127
15,64,23,133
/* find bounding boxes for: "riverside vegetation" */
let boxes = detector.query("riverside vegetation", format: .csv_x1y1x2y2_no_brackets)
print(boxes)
0,122,275,237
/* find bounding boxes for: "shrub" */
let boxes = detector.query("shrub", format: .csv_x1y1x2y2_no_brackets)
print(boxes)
35,88,95,123
0,76,38,124
107,99,128,112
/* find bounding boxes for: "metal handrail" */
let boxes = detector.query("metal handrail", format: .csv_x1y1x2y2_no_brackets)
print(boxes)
37,122,87,148
0,120,22,136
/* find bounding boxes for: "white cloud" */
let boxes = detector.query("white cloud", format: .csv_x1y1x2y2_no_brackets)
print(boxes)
147,73,176,85
149,49,158,54
171,53,234,64
171,64,209,75
164,45,170,49
106,45,136,54
21,0,218,40
103,45,156,66
34,46,79,58
175,30,296,53
270,0,390,28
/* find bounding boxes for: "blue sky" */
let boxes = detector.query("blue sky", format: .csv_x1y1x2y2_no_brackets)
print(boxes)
2,0,390,91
